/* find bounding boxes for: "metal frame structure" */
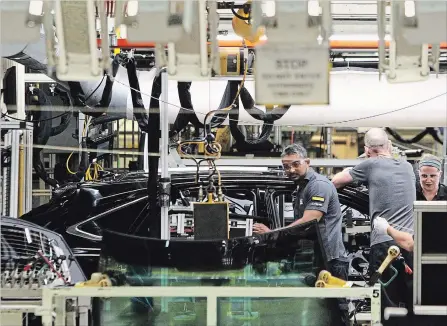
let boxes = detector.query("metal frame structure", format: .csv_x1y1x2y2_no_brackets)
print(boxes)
413,201,447,316
0,120,33,217
38,285,382,326
443,129,447,185
179,158,365,168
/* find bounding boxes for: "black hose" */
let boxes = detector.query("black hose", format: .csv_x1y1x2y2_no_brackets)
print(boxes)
126,58,150,133
170,82,204,138
29,89,59,188
386,127,443,145
137,133,146,170
50,89,73,136
224,81,287,151
127,70,163,237
90,114,123,126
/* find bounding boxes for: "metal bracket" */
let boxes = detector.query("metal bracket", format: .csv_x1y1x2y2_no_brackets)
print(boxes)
119,0,219,81
378,0,446,83
43,0,111,81
0,1,43,43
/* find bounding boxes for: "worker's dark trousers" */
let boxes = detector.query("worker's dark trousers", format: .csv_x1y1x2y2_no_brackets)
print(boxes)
369,240,414,312
329,259,350,326
328,259,350,281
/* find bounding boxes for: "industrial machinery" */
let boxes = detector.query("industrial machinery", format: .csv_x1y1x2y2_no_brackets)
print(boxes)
0,216,86,326
1,1,447,326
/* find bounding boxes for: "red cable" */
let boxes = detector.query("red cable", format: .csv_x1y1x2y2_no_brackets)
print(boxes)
37,251,69,285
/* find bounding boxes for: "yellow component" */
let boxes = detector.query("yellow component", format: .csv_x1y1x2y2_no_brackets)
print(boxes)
317,270,347,286
114,27,121,55
312,196,325,202
232,1,265,45
315,280,350,288
315,280,337,288
75,273,112,287
377,245,400,274
215,126,231,152
219,48,241,76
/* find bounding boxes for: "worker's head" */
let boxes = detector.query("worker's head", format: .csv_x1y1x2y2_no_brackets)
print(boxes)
418,154,442,193
281,144,310,180
364,128,391,158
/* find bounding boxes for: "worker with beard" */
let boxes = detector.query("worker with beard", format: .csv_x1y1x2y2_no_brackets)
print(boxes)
253,144,349,279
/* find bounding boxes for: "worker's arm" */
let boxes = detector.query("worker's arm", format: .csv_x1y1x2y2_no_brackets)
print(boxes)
332,170,354,189
288,210,323,227
374,216,414,252
387,227,414,252
253,208,323,234
332,160,372,189
289,181,330,227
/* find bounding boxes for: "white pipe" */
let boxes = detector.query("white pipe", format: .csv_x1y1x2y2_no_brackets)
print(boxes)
160,71,170,240
2,41,446,127
137,70,447,128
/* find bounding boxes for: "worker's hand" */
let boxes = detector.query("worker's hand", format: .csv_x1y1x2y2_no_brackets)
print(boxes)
373,216,390,235
253,223,270,234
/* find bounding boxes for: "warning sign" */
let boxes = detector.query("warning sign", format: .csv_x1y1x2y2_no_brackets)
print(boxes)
255,43,330,105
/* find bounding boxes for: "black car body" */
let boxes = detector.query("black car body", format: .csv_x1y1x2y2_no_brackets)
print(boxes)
21,167,370,277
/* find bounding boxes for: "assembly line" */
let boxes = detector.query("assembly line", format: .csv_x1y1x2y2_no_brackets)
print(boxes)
1,1,447,326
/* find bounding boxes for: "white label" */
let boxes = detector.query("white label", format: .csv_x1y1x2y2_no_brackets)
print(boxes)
255,43,330,105
284,202,294,218
24,228,32,244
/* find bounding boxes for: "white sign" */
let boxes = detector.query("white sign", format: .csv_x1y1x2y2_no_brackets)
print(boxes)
255,43,330,105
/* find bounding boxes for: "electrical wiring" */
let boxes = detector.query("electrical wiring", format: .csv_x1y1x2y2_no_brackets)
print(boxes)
84,160,104,181
203,56,249,137
66,116,91,175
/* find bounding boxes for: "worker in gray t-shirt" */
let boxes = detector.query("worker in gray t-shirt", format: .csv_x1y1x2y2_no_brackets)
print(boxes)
332,128,415,310
344,157,416,246
253,144,348,280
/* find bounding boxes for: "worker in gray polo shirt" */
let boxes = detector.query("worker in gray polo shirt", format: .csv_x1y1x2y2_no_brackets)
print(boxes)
253,143,349,280
332,128,415,311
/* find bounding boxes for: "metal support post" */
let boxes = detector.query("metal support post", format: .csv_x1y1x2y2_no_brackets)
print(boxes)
25,128,33,213
16,63,25,120
274,126,282,146
159,71,171,313
0,121,33,217
443,128,447,185
9,131,19,217
144,134,149,172
160,71,170,240
326,127,333,176
78,112,85,148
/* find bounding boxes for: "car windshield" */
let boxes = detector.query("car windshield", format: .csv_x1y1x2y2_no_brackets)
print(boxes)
96,222,345,326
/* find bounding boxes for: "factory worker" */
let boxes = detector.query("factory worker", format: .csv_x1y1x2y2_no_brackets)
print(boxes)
331,128,415,311
253,143,349,280
416,154,447,201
